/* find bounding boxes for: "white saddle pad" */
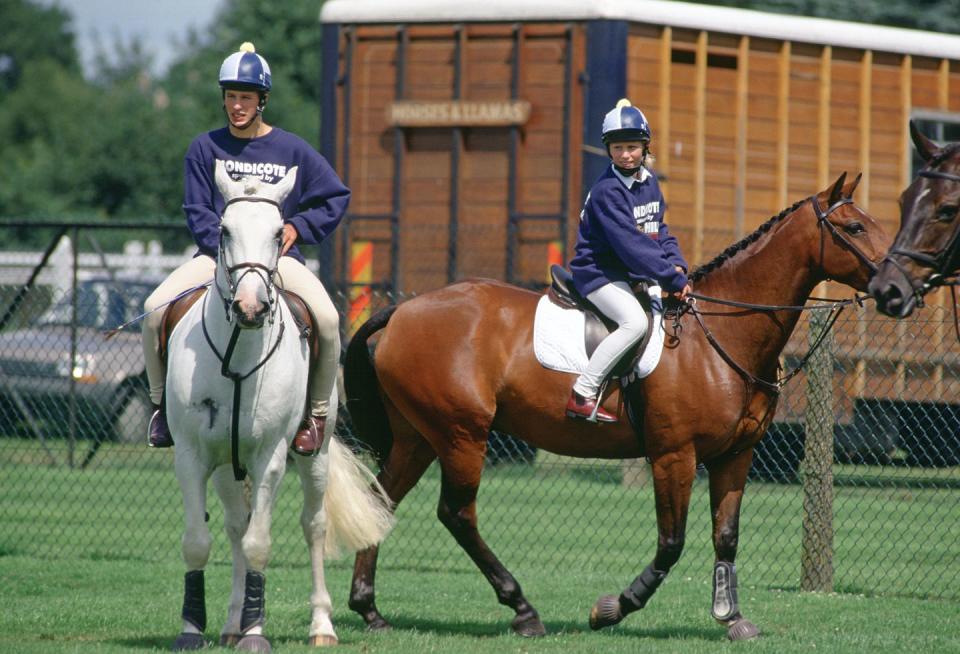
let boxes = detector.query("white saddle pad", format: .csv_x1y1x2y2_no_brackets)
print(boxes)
533,286,666,381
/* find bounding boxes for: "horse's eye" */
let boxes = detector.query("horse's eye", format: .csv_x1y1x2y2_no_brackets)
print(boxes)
843,222,865,235
220,227,231,240
937,204,958,222
275,228,284,241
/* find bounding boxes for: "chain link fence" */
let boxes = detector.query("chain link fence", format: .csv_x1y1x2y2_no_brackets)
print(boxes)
1,224,958,601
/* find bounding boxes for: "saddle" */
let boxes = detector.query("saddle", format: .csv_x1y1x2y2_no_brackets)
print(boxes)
547,265,656,379
158,287,321,369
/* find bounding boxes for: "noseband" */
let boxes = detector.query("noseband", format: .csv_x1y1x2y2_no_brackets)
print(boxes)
810,194,878,276
880,167,960,307
215,195,284,322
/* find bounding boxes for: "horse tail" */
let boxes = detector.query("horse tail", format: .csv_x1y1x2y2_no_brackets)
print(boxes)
322,435,395,558
343,305,398,467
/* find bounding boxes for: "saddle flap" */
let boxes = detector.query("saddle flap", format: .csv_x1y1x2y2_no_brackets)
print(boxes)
159,287,206,363
279,289,321,366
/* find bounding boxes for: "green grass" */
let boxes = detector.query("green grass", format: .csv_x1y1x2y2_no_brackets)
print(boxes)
1,439,959,652
1,555,958,653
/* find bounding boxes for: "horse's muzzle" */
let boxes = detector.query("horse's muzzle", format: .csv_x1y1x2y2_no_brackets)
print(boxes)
231,299,270,328
867,274,917,318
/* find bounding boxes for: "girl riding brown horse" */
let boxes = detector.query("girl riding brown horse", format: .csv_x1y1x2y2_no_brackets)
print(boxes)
345,173,889,640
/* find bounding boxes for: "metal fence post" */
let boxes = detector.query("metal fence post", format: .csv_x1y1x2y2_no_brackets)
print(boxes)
800,308,834,591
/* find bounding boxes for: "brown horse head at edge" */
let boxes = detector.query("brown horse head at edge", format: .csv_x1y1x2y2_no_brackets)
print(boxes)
869,121,960,317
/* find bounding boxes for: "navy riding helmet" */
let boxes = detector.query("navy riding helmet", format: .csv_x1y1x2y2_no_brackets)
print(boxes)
601,99,651,144
219,42,272,92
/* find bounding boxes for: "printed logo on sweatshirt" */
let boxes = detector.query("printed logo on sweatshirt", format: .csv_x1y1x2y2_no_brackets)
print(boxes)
634,201,662,238
633,200,660,220
219,159,288,183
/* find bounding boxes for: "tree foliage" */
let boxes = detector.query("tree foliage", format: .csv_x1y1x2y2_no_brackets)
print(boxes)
0,0,327,234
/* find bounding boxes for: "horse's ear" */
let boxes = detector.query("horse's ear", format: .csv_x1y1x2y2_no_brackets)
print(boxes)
269,166,298,205
845,172,863,198
828,171,847,205
215,160,242,201
910,120,939,162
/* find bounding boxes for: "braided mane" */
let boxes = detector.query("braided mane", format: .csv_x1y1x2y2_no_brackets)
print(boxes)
689,197,808,283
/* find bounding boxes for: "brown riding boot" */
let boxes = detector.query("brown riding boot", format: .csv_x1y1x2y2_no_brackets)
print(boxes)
565,390,618,423
147,404,174,448
292,414,326,457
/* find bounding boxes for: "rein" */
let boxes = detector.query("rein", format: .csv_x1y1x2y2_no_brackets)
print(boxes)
679,194,869,395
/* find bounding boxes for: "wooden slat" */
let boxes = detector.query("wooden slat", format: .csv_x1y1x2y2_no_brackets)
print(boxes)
859,50,872,208
939,58,951,109
818,46,831,188
659,27,673,178
734,35,749,238
693,31,707,263
900,55,912,189
777,41,791,208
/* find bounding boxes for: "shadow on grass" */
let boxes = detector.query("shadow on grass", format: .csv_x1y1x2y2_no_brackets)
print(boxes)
324,615,721,642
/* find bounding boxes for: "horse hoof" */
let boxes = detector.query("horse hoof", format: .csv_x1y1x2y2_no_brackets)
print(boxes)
589,595,623,630
220,633,241,647
309,634,339,646
727,619,760,641
237,633,272,653
365,615,392,631
172,632,206,651
511,612,546,637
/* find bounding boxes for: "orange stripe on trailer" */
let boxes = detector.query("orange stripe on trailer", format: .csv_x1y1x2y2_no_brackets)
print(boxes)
351,241,373,282
546,240,563,283
347,290,371,324
348,241,373,335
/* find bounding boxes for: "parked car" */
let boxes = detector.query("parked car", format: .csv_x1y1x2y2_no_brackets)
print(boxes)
0,277,157,443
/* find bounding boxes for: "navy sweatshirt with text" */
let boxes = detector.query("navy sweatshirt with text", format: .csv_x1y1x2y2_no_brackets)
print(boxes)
182,127,350,264
570,165,688,296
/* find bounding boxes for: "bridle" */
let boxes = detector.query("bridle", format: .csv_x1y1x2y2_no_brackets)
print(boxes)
683,194,874,395
810,194,878,278
214,195,284,322
879,167,960,307
204,193,288,482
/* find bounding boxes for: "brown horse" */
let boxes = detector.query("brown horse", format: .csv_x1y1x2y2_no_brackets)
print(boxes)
869,121,960,317
344,173,890,640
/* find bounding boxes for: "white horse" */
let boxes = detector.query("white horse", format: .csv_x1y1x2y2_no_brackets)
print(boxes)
165,161,393,652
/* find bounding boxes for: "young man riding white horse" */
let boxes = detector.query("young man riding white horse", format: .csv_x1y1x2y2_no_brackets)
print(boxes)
164,160,392,649
141,42,349,456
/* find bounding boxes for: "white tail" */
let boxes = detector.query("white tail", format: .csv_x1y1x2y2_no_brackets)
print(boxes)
323,436,395,557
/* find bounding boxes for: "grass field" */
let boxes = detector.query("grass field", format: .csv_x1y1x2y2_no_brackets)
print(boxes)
2,439,959,652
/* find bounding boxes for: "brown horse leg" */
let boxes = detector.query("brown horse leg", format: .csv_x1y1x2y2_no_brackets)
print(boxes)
590,448,697,631
705,448,760,641
435,443,546,637
349,428,437,631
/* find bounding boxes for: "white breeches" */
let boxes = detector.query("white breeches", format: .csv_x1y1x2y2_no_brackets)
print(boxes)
142,255,340,416
573,280,648,399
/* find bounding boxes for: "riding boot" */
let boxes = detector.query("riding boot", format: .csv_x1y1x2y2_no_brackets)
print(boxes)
147,404,174,448
565,390,618,423
292,414,326,457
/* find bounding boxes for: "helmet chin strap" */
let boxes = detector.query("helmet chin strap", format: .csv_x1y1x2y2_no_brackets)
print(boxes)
614,164,642,176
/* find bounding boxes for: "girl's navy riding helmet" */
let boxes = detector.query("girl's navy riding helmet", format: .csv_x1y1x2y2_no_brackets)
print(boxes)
601,99,651,144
